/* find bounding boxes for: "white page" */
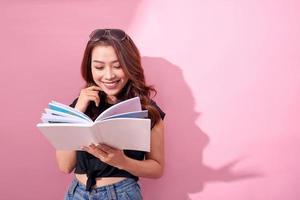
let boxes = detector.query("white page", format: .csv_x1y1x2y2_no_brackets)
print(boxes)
101,110,148,121
93,118,151,152
37,123,96,150
95,97,142,122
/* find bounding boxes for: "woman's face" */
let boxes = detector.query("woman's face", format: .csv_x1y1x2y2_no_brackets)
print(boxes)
91,45,129,103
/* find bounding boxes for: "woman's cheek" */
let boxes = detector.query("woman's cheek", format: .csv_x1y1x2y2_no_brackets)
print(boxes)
92,71,102,80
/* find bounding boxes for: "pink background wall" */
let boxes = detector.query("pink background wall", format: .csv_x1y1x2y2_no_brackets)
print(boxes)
1,0,299,199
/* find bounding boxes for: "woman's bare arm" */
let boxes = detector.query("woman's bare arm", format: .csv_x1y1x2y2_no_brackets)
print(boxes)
55,150,76,174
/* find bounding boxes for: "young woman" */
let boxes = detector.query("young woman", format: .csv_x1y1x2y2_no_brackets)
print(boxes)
56,29,165,200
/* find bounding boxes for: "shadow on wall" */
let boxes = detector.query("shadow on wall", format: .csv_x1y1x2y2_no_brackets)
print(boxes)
141,56,263,200
2,0,264,199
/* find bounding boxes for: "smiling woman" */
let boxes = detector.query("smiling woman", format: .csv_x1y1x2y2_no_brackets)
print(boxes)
55,29,166,200
91,45,129,103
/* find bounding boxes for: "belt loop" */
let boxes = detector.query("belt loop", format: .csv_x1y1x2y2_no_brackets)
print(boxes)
106,185,117,200
69,177,79,196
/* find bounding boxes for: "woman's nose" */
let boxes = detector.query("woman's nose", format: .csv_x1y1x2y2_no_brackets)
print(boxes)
104,68,116,80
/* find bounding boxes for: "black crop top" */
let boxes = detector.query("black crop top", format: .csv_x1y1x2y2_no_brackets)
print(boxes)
69,96,165,191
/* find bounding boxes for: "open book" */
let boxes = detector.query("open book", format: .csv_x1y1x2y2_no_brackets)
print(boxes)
37,97,151,152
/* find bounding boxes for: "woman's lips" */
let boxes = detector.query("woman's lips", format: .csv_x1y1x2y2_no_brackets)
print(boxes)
102,80,120,89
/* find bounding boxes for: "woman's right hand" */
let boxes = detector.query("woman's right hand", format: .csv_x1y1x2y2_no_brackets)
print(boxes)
74,85,102,113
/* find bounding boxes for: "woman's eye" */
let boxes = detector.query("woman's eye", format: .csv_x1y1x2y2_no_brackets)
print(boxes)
95,66,104,70
114,65,121,69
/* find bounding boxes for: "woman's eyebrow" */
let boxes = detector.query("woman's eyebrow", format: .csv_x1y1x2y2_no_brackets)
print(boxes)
92,60,119,64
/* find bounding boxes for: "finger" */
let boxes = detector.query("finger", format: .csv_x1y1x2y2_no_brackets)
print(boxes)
98,144,117,153
86,91,101,100
81,146,95,155
83,146,106,159
86,95,100,107
80,145,88,151
86,90,101,96
87,85,102,91
90,144,108,157
82,89,99,97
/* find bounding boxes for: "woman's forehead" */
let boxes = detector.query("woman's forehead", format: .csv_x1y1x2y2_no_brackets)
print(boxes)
91,46,118,61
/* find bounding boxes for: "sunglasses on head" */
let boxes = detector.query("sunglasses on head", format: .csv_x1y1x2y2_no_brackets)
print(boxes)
89,29,127,42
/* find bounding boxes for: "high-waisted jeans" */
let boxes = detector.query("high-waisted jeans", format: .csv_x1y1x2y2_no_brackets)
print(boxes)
64,177,143,200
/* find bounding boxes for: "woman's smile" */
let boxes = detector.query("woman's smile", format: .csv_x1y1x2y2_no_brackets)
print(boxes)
102,80,121,89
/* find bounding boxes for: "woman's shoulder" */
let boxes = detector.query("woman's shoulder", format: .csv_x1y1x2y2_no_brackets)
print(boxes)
149,99,166,120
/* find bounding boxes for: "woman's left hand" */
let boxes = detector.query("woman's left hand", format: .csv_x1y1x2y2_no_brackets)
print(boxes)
81,143,127,169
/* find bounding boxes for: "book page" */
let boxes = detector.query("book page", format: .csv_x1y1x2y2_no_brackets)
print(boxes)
101,110,148,121
49,101,93,122
44,108,89,121
41,113,90,123
95,97,142,122
93,118,151,152
37,123,96,150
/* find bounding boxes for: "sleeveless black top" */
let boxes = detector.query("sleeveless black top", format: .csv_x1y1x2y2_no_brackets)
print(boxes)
69,96,165,191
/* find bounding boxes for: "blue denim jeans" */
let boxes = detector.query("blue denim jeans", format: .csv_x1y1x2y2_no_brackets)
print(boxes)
64,177,143,200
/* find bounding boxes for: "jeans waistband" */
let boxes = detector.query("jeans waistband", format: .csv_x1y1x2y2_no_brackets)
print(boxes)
72,177,137,193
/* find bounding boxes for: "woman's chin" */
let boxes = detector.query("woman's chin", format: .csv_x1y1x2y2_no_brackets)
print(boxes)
102,90,120,98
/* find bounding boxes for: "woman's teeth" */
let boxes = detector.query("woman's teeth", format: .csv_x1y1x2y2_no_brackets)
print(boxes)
103,80,120,88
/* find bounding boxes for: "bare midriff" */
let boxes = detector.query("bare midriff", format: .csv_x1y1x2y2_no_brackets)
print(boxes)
75,174,126,187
